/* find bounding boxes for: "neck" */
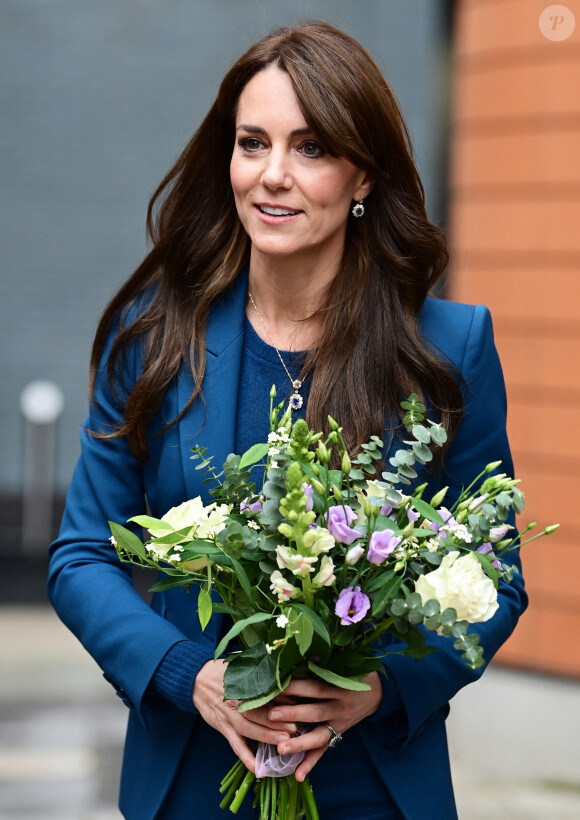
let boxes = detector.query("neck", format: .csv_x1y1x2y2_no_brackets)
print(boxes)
246,248,341,350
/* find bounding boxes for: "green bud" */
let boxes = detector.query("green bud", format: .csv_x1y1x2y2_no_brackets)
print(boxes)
363,498,373,518
402,521,414,539
270,384,277,399
278,523,294,538
332,484,343,502
484,460,503,473
311,478,325,496
430,486,448,508
328,416,339,432
311,463,320,476
394,560,405,573
545,524,560,534
456,509,467,524
317,442,330,463
285,462,303,492
341,452,351,474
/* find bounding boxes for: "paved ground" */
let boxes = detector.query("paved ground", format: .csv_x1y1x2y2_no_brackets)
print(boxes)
1,606,580,819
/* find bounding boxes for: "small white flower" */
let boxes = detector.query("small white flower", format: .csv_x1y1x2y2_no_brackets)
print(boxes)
276,615,289,629
173,545,184,552
247,520,260,530
271,460,279,470
447,524,472,543
170,554,182,563
268,447,279,456
266,643,273,654
268,432,279,443
109,535,118,547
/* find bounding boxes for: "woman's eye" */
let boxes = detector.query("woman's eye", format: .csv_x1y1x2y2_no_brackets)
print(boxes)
239,137,263,152
300,141,323,158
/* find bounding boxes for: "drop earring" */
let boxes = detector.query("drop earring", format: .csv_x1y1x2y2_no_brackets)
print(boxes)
351,200,365,218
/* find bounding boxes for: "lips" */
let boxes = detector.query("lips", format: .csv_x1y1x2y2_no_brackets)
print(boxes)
257,204,302,217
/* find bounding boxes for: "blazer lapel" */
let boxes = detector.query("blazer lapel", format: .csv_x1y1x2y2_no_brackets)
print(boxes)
176,270,249,502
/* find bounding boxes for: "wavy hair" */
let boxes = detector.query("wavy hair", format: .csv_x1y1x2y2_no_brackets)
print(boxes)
90,21,462,460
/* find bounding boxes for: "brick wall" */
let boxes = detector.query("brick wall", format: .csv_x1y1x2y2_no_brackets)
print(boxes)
449,0,580,675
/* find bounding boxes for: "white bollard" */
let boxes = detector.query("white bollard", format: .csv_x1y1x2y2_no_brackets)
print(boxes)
19,380,65,552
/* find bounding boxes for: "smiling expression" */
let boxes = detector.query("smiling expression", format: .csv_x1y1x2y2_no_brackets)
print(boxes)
230,66,373,269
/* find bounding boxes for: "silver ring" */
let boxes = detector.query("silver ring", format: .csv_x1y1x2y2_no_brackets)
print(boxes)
325,723,343,748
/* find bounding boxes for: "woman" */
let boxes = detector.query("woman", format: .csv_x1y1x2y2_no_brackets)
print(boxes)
48,21,526,820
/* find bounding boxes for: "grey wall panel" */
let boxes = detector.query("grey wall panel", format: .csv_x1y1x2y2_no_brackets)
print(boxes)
0,0,450,495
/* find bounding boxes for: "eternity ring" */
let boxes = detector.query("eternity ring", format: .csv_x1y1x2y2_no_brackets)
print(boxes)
325,723,343,748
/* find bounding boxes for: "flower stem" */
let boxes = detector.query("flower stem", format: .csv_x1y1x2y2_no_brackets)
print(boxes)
219,763,246,809
300,777,319,820
229,769,255,814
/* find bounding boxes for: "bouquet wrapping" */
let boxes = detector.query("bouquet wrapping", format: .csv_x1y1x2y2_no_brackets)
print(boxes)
110,392,556,819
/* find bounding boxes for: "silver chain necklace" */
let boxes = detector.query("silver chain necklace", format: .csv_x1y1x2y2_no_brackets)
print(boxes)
247,291,304,411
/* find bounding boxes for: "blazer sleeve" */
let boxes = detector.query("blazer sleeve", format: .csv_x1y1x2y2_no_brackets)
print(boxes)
374,304,528,748
47,328,215,725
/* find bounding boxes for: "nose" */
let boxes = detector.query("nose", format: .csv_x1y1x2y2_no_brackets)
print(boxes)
260,146,292,190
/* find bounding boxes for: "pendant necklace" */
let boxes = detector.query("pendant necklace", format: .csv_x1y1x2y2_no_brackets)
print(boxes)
247,291,305,411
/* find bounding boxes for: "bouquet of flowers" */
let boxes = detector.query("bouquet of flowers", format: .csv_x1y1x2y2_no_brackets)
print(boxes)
109,391,556,820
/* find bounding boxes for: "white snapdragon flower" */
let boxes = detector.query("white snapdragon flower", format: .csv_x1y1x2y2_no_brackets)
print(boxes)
276,546,317,577
302,526,335,556
312,555,336,588
415,551,499,623
269,571,300,603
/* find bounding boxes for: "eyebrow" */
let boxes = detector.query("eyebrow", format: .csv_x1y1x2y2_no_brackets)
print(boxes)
236,124,315,138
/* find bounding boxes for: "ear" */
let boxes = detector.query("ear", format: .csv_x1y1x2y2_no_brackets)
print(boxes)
353,172,375,203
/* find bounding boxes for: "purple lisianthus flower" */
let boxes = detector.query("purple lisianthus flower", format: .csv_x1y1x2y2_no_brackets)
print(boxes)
240,496,263,514
430,507,458,534
477,542,502,570
325,505,363,545
367,530,402,565
335,585,371,625
379,504,420,525
302,482,314,512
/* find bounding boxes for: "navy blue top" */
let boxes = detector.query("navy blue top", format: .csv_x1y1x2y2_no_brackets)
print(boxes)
151,317,404,818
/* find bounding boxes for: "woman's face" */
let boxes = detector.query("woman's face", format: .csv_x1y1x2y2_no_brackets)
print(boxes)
230,65,372,267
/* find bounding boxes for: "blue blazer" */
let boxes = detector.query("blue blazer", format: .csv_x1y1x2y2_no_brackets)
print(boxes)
48,271,527,819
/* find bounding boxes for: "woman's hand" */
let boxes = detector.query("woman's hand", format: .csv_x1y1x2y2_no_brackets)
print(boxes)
192,659,297,772
268,672,383,781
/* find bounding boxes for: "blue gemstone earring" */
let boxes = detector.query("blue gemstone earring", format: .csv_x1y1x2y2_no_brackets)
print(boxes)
351,200,365,218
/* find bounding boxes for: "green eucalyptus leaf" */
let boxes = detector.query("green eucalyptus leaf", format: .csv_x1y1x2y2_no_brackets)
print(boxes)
412,424,431,444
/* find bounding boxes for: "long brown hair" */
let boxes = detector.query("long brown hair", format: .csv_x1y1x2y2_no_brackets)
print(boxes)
90,21,462,460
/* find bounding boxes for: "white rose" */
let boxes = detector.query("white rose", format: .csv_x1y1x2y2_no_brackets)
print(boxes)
149,497,230,539
415,550,499,623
